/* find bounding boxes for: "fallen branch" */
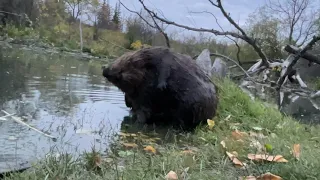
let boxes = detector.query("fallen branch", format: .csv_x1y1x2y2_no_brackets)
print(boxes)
284,45,320,65
295,73,308,88
1,110,56,140
277,35,320,90
311,91,320,99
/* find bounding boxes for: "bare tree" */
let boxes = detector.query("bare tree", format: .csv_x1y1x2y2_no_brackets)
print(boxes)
136,0,269,68
65,0,82,21
266,0,318,47
119,0,170,48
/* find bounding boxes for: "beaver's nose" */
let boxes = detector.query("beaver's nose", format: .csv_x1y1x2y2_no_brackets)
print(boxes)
102,66,110,78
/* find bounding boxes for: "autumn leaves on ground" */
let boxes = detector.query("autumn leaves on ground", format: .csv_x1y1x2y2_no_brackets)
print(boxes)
6,78,320,180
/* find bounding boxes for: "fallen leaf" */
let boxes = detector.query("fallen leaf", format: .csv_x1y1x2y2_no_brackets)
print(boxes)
122,142,138,149
231,151,239,157
165,171,178,180
229,123,241,130
258,172,282,180
220,141,226,149
249,140,264,152
232,130,248,140
292,144,300,160
180,167,189,180
207,119,215,129
247,154,288,163
240,173,282,180
224,115,231,121
181,150,195,155
252,127,263,131
226,151,244,167
249,131,267,139
239,176,257,180
144,145,156,154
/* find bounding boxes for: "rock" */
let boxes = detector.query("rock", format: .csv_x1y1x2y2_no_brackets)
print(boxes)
211,57,228,78
195,49,212,76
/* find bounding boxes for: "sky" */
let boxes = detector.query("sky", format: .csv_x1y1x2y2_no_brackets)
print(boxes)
107,0,267,41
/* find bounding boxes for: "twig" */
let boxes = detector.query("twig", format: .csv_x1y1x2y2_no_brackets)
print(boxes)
136,0,171,48
0,10,22,17
1,110,56,140
188,10,242,65
0,113,15,121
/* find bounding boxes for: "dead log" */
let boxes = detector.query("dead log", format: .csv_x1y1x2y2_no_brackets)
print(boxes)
284,45,320,65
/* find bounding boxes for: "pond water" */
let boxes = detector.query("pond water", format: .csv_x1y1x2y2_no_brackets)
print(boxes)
0,43,129,173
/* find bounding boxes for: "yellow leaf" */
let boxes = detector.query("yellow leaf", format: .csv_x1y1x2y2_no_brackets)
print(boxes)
144,145,156,154
247,154,288,163
207,119,215,129
130,40,143,50
165,171,178,180
292,144,300,160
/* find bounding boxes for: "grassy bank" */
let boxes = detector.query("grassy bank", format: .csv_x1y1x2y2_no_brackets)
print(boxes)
1,23,130,58
4,78,320,180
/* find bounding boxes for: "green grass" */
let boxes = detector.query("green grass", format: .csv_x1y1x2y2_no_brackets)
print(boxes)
4,78,320,180
1,23,130,58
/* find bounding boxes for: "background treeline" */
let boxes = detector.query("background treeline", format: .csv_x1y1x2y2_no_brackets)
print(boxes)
0,0,319,63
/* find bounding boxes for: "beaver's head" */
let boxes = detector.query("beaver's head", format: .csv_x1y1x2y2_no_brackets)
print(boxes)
102,50,152,95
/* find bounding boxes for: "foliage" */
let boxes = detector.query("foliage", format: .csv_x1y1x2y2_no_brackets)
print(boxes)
130,40,142,50
97,0,112,29
5,78,320,179
245,6,284,59
125,14,155,48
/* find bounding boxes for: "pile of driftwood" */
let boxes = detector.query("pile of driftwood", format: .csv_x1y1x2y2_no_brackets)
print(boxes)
195,35,320,111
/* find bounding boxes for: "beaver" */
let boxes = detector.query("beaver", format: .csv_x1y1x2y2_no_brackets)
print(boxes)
102,47,218,131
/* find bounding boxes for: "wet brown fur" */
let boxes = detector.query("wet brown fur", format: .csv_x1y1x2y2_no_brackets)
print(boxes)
102,47,218,131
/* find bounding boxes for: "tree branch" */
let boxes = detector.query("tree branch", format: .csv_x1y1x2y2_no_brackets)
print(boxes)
189,10,242,65
284,44,320,65
120,0,170,48
277,35,320,90
135,0,269,67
